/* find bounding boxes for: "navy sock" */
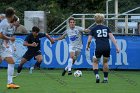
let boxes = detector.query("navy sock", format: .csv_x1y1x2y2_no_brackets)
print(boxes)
17,65,23,73
35,62,41,68
104,72,108,78
93,69,99,75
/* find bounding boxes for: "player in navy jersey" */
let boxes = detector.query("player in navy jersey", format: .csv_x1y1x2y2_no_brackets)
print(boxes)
86,13,120,83
16,26,54,76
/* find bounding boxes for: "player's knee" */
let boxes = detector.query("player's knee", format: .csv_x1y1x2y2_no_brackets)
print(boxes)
103,57,108,63
93,56,99,63
37,59,42,63
103,64,109,70
73,56,77,61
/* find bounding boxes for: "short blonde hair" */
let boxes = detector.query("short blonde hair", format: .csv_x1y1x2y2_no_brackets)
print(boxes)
94,13,104,24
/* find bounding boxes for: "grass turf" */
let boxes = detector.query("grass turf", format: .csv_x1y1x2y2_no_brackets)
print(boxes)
0,69,140,93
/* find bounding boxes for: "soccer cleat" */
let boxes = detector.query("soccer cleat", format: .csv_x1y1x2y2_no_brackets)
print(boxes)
101,80,108,83
13,73,20,78
62,70,66,76
7,83,20,89
68,71,72,75
96,78,100,83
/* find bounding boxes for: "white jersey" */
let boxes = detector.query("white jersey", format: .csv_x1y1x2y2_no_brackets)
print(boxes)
0,19,15,36
66,26,84,49
0,18,9,49
0,18,15,58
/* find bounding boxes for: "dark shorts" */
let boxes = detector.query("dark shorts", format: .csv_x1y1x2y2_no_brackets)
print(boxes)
23,50,42,61
95,49,110,58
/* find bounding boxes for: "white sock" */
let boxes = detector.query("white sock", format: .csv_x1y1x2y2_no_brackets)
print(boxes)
96,74,100,79
104,77,108,80
65,66,68,71
7,64,14,84
67,58,73,71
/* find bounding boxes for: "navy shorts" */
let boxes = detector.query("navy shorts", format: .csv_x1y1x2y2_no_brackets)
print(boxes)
95,49,110,58
23,50,42,61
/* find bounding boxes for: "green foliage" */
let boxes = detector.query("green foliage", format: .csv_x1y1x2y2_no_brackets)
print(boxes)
0,0,140,32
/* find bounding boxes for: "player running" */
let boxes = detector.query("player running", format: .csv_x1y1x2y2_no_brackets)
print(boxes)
0,7,20,89
54,17,89,76
16,26,54,76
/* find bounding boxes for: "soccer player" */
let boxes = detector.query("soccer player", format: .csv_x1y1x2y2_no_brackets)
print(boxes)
2,15,18,52
86,13,120,83
16,26,54,75
0,7,20,89
54,17,89,76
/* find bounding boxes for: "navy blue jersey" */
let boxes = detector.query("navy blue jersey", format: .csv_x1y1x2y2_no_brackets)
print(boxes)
24,33,46,51
89,25,111,51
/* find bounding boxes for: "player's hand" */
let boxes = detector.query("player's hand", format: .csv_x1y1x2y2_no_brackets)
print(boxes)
50,38,55,44
53,38,58,41
116,46,120,53
6,45,9,48
14,47,16,51
32,42,38,47
86,47,90,51
10,36,15,42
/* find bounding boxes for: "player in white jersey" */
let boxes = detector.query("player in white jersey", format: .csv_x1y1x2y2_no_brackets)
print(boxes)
0,7,20,89
2,15,18,54
54,17,89,76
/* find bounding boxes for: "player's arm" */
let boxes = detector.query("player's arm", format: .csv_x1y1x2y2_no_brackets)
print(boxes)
54,32,67,41
109,33,120,53
0,32,15,41
23,35,37,47
45,33,54,44
23,41,32,46
83,29,90,33
86,35,92,50
23,41,37,47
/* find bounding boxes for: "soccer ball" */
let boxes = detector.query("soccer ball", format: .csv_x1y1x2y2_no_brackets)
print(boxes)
74,70,82,77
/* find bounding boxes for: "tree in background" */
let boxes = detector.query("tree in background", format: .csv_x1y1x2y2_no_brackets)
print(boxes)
0,0,140,33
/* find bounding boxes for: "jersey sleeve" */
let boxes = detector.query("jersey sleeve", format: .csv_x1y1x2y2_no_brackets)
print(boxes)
107,27,111,33
78,26,84,32
89,27,94,36
24,34,30,42
39,33,47,38
0,20,8,34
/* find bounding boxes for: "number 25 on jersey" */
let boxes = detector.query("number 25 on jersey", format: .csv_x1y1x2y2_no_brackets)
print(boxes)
97,29,107,37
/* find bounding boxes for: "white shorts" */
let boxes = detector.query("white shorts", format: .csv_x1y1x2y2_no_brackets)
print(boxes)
1,46,13,60
69,45,82,53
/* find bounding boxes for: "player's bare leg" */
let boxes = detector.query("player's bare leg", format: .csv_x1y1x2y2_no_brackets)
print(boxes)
16,58,27,76
93,56,100,83
34,55,42,70
5,57,20,89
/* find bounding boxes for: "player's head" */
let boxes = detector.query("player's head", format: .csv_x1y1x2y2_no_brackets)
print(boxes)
68,17,75,28
32,26,40,36
94,13,104,24
0,14,5,21
5,7,15,23
12,15,20,26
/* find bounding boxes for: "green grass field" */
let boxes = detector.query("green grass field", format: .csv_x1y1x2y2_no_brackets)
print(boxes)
0,69,140,93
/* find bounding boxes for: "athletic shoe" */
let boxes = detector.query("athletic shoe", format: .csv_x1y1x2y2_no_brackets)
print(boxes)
96,78,100,83
7,83,20,89
101,80,108,83
13,73,20,78
62,70,66,76
68,71,72,75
